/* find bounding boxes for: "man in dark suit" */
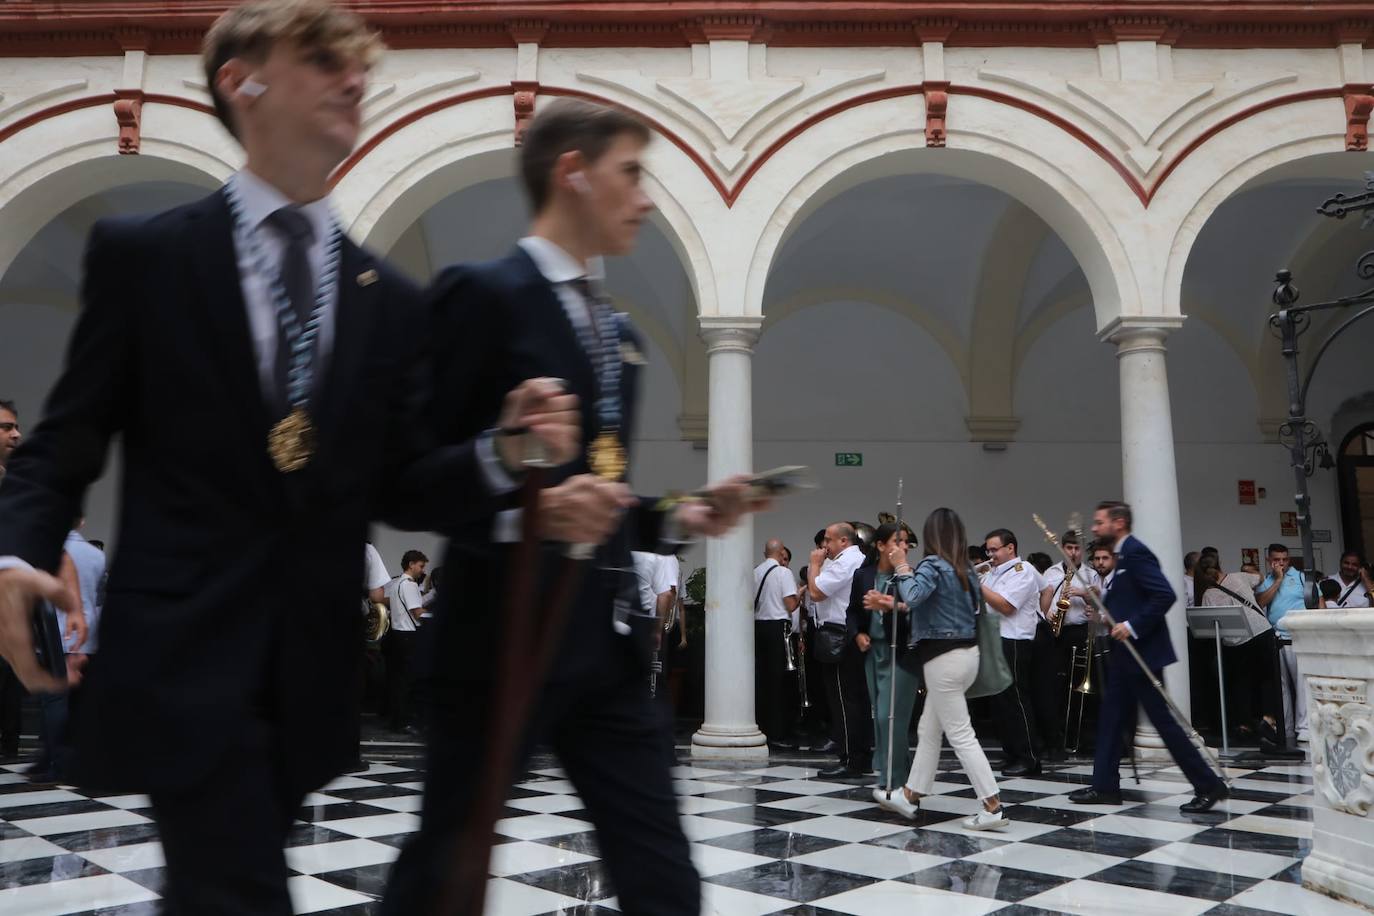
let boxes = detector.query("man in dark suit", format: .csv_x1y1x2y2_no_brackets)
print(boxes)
1069,500,1228,812
381,99,760,916
0,3,579,913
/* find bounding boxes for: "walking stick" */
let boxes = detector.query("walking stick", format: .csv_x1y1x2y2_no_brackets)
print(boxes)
438,469,587,916
883,479,903,800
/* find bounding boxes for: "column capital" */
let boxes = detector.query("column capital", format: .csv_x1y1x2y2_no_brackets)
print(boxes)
1098,315,1186,352
699,315,762,354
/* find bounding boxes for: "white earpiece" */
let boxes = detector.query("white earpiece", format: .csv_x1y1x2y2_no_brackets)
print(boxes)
568,171,592,195
239,78,269,98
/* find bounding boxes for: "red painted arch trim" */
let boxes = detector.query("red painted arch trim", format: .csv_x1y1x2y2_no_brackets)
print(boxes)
1145,87,1345,203
0,92,215,146
332,85,513,183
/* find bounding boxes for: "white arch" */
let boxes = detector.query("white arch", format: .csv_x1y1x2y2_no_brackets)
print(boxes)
334,95,718,316
743,124,1137,328
1160,108,1349,316
0,135,229,280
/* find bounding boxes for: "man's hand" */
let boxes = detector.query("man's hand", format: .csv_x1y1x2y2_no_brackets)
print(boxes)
863,589,895,612
496,378,581,471
809,547,828,568
0,566,80,693
537,475,637,544
673,474,772,538
855,633,871,653
1110,622,1132,642
57,552,88,655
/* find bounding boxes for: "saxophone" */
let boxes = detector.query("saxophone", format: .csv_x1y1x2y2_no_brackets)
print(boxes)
1048,561,1073,637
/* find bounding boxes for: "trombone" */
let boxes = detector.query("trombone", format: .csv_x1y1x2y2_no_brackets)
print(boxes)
1064,588,1107,753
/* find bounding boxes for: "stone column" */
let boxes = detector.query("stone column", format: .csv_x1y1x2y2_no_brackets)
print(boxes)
692,316,768,758
1103,317,1191,761
1289,609,1374,910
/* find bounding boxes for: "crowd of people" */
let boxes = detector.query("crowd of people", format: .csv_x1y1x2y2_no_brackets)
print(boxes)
0,1,1367,911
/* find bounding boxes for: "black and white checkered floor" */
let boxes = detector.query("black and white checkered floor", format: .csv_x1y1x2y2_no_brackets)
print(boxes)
0,751,1364,915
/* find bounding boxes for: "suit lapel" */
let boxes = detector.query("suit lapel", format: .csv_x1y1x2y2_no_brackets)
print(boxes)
508,247,598,405
191,191,273,442
315,241,377,447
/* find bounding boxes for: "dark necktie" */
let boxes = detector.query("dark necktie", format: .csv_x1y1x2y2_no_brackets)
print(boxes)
266,206,315,413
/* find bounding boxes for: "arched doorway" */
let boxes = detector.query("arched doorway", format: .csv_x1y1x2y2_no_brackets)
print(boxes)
1339,421,1374,560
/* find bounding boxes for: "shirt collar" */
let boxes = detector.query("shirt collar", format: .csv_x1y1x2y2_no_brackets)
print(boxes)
518,236,605,286
1114,535,1128,554
65,530,85,544
836,545,862,564
230,169,334,245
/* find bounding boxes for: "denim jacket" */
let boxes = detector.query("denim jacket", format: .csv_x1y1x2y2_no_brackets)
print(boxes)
893,556,980,646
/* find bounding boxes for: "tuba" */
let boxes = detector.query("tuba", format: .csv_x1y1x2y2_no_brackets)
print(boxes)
364,599,390,643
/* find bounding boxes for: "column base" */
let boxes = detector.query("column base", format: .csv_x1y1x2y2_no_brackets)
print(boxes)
691,725,768,759
1303,846,1374,911
1133,723,1172,764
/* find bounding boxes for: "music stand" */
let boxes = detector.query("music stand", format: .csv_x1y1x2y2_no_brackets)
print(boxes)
1187,605,1272,758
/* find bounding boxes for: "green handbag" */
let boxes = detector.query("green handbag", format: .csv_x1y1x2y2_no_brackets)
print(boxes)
965,569,1013,699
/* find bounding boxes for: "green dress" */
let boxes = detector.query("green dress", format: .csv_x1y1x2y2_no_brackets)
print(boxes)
864,570,923,790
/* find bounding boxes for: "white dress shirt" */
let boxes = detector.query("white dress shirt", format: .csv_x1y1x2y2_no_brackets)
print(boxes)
984,556,1043,640
363,543,390,592
633,551,675,617
386,574,432,633
1321,575,1372,608
753,558,799,623
812,545,865,627
1040,561,1095,627
227,169,339,399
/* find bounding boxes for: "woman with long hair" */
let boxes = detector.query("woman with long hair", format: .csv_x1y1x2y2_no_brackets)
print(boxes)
865,507,1008,830
845,523,922,798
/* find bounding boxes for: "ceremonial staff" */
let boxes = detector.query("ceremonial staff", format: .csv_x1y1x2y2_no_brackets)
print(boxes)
1032,514,1229,785
881,479,904,803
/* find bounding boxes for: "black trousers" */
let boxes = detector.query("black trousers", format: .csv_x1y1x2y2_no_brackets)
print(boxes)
754,620,793,741
147,721,307,916
1032,622,1094,752
0,659,23,754
1093,650,1222,795
1223,630,1282,734
820,641,872,767
384,629,418,731
993,636,1041,767
382,641,698,916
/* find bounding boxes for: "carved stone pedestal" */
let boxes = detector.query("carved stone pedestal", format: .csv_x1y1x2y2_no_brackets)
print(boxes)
1288,609,1374,911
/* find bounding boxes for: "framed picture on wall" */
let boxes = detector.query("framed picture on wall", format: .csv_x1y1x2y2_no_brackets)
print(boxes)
1279,512,1298,537
1241,548,1260,568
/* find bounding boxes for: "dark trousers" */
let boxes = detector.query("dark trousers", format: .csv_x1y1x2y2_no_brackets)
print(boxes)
37,683,72,777
384,629,418,731
1092,650,1223,795
754,620,793,741
1033,623,1094,753
993,637,1041,767
382,642,698,916
147,722,308,916
1223,630,1281,734
820,643,872,767
0,660,23,754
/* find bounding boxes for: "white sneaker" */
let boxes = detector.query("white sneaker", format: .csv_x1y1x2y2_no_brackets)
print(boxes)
962,808,1009,831
875,787,920,820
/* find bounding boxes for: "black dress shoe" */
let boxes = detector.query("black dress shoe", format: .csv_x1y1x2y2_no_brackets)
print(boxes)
817,763,851,778
767,739,798,752
1001,762,1041,778
1180,783,1229,813
1068,787,1123,805
812,739,838,754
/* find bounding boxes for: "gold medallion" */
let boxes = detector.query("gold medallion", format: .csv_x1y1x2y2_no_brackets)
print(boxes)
588,431,626,481
268,407,316,473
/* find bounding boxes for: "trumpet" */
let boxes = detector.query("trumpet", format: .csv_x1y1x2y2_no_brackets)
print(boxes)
783,621,798,672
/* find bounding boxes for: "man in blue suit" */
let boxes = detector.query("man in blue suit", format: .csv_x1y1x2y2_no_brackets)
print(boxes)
1069,500,1228,812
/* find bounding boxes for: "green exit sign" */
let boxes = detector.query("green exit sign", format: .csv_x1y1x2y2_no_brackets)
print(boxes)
835,452,863,467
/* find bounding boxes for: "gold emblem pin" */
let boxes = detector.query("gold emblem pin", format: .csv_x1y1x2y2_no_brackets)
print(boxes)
357,269,379,287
